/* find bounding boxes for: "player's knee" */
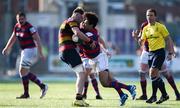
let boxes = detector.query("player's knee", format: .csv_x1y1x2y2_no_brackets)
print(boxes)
140,63,149,72
89,74,95,79
149,68,159,78
139,72,146,81
100,81,110,87
19,67,29,77
99,78,110,87
161,70,170,78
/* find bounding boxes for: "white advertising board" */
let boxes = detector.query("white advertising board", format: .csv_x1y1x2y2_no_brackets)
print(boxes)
48,54,180,73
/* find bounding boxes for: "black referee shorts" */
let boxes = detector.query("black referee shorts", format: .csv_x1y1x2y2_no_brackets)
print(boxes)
148,48,165,70
60,49,82,68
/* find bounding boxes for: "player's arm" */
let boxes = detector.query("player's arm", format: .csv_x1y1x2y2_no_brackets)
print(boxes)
132,29,143,46
165,35,175,60
72,27,91,43
161,24,175,60
72,27,96,48
98,36,111,56
2,32,16,55
99,36,107,49
132,30,140,41
32,32,45,61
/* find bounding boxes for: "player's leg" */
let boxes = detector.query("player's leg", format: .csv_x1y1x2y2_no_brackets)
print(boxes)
137,50,149,100
81,58,92,99
146,49,169,104
160,63,180,100
89,73,102,99
16,66,30,99
73,66,89,107
61,49,89,107
94,53,136,106
138,64,149,100
16,49,32,99
99,70,136,106
82,73,89,99
23,48,48,98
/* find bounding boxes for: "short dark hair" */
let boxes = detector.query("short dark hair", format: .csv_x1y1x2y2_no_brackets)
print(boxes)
17,11,26,17
73,7,84,15
84,12,98,28
147,8,157,16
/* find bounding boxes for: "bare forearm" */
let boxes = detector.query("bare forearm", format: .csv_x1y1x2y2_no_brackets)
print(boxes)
166,36,175,53
72,27,90,42
99,37,107,49
5,34,16,49
77,31,90,42
33,33,43,55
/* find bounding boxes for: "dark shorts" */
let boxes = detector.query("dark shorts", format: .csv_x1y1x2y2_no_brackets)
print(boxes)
60,49,82,68
148,48,165,70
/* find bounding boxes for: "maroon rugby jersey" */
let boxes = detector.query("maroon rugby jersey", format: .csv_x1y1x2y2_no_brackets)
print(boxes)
140,21,149,51
13,22,36,49
79,28,100,59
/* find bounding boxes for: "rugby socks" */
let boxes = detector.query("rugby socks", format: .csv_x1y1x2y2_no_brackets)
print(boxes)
157,77,168,96
112,81,130,90
83,81,89,96
165,74,179,96
151,77,159,97
140,72,147,96
110,81,125,97
76,93,83,100
91,79,100,96
22,75,29,95
27,72,44,89
140,80,147,96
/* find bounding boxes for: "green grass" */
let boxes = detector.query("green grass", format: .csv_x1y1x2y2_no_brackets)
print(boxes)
0,80,180,108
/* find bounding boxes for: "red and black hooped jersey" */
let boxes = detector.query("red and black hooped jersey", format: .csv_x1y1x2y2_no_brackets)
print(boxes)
59,18,79,51
13,22,36,49
140,21,149,51
79,29,100,59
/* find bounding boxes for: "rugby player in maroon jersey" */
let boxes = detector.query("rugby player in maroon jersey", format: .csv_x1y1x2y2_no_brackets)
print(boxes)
75,12,136,106
2,12,48,99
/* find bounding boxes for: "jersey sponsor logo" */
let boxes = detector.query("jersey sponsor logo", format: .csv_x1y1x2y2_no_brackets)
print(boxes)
85,32,93,37
16,32,24,37
29,27,37,34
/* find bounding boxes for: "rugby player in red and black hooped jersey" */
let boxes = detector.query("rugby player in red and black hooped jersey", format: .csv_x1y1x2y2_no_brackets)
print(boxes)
14,20,36,49
78,12,136,106
78,22,103,100
58,7,96,107
133,21,180,100
2,12,48,99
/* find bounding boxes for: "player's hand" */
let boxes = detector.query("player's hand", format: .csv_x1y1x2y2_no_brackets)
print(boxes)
39,53,46,62
104,49,112,58
132,30,139,40
2,48,10,56
90,41,96,49
167,52,176,61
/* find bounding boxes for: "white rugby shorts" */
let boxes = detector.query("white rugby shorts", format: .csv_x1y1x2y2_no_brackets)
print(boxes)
19,47,38,69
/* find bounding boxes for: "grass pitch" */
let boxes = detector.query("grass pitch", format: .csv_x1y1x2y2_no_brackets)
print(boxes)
0,80,180,108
